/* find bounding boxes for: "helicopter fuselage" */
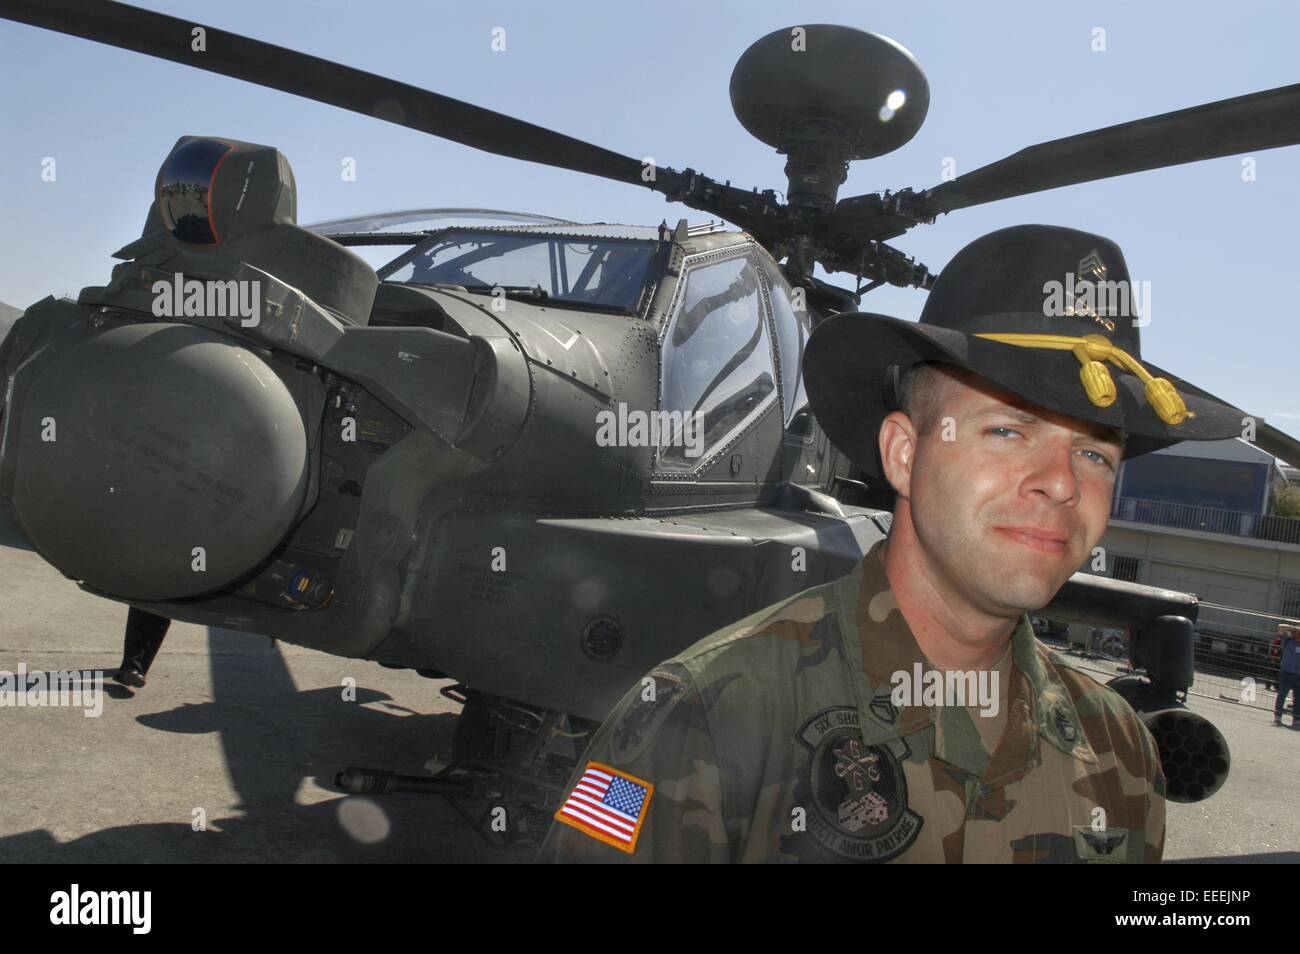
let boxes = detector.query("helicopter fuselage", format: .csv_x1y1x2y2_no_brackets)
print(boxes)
0,181,878,721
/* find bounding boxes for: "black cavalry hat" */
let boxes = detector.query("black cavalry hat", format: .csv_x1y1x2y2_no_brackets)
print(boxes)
804,224,1249,481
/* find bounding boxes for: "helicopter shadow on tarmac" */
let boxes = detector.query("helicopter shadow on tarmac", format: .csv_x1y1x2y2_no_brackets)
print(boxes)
0,626,525,863
0,513,34,552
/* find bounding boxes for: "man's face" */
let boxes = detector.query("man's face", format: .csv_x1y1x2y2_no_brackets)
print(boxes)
884,367,1125,619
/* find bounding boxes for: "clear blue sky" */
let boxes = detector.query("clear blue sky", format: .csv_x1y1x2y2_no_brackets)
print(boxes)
2,0,1297,428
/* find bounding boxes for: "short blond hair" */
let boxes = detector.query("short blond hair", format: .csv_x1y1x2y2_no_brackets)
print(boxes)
896,361,957,436
898,360,1128,447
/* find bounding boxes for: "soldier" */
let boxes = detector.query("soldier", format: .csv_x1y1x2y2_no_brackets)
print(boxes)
535,225,1251,863
1273,623,1300,727
112,606,171,689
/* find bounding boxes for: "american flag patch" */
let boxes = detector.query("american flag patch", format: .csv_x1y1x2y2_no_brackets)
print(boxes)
554,761,654,853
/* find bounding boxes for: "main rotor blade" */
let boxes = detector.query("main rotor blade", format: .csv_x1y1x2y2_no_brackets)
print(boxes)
1257,422,1300,471
914,82,1300,217
1167,375,1300,470
1,0,663,189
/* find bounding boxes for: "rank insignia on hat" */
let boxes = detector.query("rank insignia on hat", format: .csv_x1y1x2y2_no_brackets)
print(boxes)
1063,289,1115,331
554,761,653,853
1078,249,1108,282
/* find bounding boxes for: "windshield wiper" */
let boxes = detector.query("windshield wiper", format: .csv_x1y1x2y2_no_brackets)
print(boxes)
460,283,550,301
448,283,636,314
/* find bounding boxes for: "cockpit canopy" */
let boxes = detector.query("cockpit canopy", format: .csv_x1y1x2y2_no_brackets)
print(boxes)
378,229,663,313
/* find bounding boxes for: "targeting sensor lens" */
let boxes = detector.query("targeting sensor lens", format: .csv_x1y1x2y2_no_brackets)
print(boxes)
158,139,232,245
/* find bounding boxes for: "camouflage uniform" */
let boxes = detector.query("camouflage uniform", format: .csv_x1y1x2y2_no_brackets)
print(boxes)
535,538,1165,863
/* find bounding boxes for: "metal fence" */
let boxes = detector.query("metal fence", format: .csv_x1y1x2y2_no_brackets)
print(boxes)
1045,640,1293,718
1040,606,1296,715
1184,604,1295,711
1111,496,1300,545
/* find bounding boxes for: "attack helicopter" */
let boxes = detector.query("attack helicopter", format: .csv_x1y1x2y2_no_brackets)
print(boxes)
3,0,1299,845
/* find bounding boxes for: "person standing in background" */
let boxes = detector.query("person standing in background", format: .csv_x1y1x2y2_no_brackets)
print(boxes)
1273,623,1300,727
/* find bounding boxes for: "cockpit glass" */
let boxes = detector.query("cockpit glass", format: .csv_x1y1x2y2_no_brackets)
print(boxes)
380,231,661,313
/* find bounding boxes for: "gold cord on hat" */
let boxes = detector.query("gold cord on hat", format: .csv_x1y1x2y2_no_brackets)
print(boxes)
972,332,1194,426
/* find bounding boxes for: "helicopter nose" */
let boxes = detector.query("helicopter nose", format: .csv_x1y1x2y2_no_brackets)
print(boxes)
3,321,309,600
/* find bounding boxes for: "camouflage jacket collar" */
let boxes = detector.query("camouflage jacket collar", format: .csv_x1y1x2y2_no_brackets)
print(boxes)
834,538,1098,785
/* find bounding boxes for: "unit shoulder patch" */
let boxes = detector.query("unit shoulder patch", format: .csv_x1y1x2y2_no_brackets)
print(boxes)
608,668,690,764
785,705,923,862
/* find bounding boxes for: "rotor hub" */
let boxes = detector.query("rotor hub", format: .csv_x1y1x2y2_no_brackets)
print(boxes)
730,25,930,211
